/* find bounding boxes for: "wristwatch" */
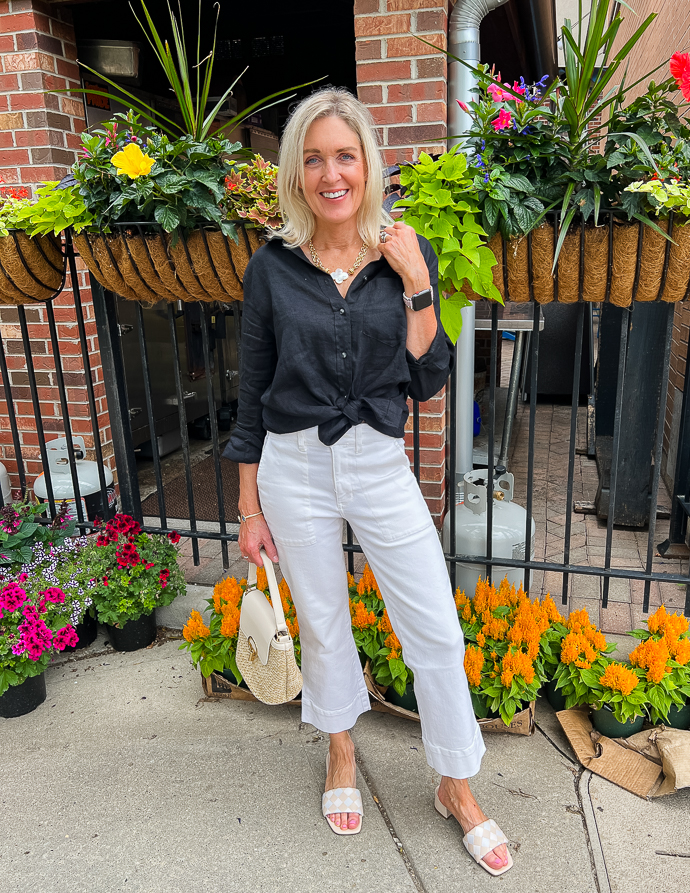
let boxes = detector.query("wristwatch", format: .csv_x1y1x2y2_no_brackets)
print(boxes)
402,286,433,311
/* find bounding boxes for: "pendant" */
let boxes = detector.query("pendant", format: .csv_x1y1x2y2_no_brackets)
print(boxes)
331,268,348,284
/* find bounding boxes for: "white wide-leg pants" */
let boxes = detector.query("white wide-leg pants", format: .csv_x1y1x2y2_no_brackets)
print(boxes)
256,423,485,779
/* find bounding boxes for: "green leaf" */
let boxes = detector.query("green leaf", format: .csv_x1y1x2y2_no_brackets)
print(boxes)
154,204,181,232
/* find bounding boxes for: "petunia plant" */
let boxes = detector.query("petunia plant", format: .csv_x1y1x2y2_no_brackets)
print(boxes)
0,580,78,696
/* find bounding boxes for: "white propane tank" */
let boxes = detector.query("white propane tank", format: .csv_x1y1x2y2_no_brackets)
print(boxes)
0,461,11,505
0,462,12,505
442,468,535,597
34,436,115,522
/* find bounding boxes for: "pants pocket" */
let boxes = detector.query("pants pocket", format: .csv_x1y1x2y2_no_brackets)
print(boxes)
257,433,317,547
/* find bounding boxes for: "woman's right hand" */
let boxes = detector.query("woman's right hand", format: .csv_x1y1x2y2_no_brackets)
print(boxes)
238,514,279,567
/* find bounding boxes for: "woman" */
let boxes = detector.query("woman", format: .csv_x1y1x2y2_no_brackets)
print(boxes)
223,88,512,877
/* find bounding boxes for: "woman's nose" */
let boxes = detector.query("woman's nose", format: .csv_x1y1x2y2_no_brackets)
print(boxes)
322,158,340,182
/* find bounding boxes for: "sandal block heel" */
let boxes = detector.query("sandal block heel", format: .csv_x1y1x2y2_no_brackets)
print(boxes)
434,787,452,819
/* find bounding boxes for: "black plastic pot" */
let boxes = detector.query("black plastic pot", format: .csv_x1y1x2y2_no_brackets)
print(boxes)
62,611,98,653
0,672,47,718
544,678,567,711
386,682,418,713
105,611,157,652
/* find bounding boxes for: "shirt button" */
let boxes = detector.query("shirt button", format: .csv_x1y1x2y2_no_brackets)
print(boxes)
342,352,347,358
339,308,345,314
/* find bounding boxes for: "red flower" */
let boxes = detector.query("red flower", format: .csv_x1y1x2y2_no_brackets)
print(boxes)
670,52,690,101
168,531,180,544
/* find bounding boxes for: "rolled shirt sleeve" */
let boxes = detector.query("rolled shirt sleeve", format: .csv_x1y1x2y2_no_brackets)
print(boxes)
222,260,277,464
406,241,455,402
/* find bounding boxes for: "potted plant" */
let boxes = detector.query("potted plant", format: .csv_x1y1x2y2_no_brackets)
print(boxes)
588,660,649,738
28,0,313,305
0,177,66,305
456,578,560,725
79,513,184,651
181,569,300,685
550,608,616,711
0,499,76,570
411,0,690,308
628,606,690,729
0,580,78,717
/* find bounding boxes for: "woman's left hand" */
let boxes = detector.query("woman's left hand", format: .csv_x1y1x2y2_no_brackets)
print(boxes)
378,222,431,296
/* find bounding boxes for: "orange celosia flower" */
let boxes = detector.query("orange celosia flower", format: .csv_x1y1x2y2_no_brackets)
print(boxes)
599,662,638,697
630,637,670,684
476,632,486,648
669,636,690,666
286,616,299,638
256,566,268,591
464,644,484,687
648,605,689,639
357,563,380,597
481,615,509,641
220,603,240,640
500,649,535,687
560,631,596,668
183,609,210,642
347,572,355,589
385,632,402,661
455,589,469,610
213,576,243,613
352,600,377,630
566,608,594,634
378,609,393,635
541,594,564,624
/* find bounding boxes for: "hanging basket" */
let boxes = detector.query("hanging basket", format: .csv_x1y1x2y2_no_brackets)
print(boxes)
0,230,66,305
73,222,263,304
464,212,690,307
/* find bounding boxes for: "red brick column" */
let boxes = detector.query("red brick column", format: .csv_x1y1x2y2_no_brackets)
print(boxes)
355,0,451,526
0,1,115,498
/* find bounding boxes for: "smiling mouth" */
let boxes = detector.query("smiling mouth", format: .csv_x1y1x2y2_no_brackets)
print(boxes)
321,189,348,199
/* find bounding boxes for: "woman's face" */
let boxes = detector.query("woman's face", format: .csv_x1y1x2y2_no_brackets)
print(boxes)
301,116,367,231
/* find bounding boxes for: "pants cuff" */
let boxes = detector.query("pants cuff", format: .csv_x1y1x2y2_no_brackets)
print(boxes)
301,687,371,734
423,725,486,779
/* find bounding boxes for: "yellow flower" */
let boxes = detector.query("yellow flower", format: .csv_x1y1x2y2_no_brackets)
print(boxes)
111,142,155,178
464,645,484,687
183,609,210,642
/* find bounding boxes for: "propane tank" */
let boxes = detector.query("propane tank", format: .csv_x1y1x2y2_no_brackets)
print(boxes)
442,468,535,597
34,436,116,522
0,461,11,505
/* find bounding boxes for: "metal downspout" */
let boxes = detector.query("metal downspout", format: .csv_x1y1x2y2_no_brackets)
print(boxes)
448,0,510,490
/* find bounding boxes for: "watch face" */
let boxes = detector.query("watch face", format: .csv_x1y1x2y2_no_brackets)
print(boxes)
412,288,433,311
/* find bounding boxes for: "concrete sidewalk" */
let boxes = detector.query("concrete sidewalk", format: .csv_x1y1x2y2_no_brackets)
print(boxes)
1,637,689,893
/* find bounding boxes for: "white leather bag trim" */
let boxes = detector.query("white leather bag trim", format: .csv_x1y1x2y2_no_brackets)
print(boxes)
240,550,291,666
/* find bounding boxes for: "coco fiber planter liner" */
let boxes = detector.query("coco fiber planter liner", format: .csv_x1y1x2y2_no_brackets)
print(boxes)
73,223,262,304
464,216,690,307
0,231,66,305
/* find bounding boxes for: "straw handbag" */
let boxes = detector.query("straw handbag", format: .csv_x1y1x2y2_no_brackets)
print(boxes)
235,551,302,704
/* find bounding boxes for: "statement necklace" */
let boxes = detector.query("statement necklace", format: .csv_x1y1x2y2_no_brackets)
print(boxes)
309,240,368,284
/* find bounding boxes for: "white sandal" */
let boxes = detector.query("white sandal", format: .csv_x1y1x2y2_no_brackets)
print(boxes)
322,754,363,836
434,786,513,877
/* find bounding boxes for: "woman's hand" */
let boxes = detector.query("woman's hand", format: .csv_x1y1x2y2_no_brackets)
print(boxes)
378,221,431,297
238,514,279,567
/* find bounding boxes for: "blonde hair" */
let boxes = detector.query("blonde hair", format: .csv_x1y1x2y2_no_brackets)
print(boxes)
276,88,390,248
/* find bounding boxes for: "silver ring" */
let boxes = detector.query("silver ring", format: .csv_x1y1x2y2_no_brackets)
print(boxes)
380,231,388,244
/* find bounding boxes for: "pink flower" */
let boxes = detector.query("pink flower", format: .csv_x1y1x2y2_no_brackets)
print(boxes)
456,100,470,113
487,82,507,102
492,109,513,131
0,583,27,613
54,626,78,651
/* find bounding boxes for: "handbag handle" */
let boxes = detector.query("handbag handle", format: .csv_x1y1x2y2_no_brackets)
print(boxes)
247,550,289,635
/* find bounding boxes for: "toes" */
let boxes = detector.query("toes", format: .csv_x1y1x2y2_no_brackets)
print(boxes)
483,845,508,869
348,813,360,829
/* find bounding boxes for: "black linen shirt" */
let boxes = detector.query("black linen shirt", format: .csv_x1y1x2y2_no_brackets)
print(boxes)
223,235,454,465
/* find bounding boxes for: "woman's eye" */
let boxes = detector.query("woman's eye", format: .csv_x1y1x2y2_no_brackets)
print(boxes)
340,153,356,162
305,156,321,166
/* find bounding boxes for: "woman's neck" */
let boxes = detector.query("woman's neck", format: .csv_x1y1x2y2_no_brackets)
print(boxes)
310,220,362,252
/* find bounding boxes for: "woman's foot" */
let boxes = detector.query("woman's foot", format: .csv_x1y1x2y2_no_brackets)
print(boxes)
326,731,360,832
437,777,510,872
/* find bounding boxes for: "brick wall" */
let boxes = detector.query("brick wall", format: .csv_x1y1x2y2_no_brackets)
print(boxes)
611,1,690,490
355,0,450,166
355,0,453,525
0,0,114,499
0,0,85,192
